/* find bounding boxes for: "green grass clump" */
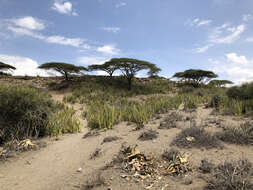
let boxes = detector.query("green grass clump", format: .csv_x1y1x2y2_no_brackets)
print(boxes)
0,85,60,144
47,107,81,137
85,95,183,130
86,103,119,130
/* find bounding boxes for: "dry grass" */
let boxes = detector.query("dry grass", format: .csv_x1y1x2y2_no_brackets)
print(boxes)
82,172,105,190
138,130,158,141
204,159,253,190
216,122,253,145
171,127,222,149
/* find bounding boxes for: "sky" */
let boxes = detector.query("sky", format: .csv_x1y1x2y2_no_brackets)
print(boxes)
0,0,253,84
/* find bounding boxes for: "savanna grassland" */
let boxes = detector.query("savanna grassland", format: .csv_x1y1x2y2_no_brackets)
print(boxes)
1,75,253,190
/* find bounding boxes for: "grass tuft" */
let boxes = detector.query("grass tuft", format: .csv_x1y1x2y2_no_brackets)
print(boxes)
204,159,253,190
171,127,222,149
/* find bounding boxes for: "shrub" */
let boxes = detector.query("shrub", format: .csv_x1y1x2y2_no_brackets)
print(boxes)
204,159,253,190
227,82,253,100
0,85,59,144
216,122,253,145
46,107,81,137
171,127,222,149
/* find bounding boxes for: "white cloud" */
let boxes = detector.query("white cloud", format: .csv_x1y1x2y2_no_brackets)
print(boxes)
9,16,45,30
77,56,108,66
101,27,120,33
226,53,248,65
7,26,45,39
46,36,84,47
4,17,90,49
188,18,212,27
209,24,245,44
209,54,253,84
194,45,212,53
115,2,126,8
0,54,51,76
52,0,77,16
97,45,119,55
242,14,253,22
246,37,253,42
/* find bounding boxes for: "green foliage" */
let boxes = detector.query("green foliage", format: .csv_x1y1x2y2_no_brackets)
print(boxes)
85,103,119,130
147,65,161,77
209,79,233,87
0,85,59,144
85,95,183,130
47,107,81,137
88,61,119,77
227,82,253,100
39,62,88,80
0,62,16,76
108,58,161,90
173,69,218,86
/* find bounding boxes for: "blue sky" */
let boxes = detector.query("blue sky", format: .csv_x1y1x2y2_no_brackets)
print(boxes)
0,0,253,84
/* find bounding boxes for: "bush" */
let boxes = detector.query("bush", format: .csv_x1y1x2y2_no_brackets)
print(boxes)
227,82,253,100
171,127,222,149
204,159,253,190
216,122,253,145
0,85,59,144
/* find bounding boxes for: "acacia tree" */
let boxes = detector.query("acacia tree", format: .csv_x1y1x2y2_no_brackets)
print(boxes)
173,69,218,86
38,62,88,80
148,65,161,78
0,62,16,75
209,80,233,87
88,61,119,77
109,58,159,90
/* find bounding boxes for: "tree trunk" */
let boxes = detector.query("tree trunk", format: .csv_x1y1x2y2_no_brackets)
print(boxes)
128,77,132,90
64,72,69,81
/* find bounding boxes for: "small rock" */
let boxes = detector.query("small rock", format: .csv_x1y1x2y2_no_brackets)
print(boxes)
77,168,82,173
183,177,192,185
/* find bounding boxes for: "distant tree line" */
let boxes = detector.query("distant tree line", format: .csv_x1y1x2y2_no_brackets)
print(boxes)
0,58,233,90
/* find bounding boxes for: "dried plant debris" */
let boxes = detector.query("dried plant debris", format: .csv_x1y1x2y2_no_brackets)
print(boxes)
138,130,158,141
90,148,102,160
110,144,192,184
102,136,121,144
161,149,192,176
204,159,253,190
216,122,253,145
116,145,158,179
0,139,39,160
82,172,105,190
83,131,100,139
171,127,222,149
